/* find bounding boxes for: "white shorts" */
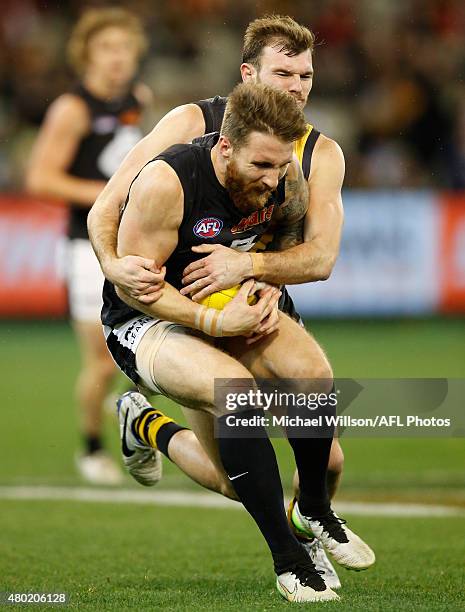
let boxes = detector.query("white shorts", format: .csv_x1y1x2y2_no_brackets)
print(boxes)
65,238,105,322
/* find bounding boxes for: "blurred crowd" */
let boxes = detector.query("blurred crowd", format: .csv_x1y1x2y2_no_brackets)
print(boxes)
1,0,465,190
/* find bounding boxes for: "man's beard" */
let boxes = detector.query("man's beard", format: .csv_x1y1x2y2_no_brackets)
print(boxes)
224,159,273,214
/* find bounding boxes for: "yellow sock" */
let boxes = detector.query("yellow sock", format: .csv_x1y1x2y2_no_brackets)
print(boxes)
136,410,175,449
146,414,176,449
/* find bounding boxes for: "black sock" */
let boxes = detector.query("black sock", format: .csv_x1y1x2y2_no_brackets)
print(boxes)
84,434,102,455
285,385,337,517
287,436,332,516
217,409,301,565
155,422,188,458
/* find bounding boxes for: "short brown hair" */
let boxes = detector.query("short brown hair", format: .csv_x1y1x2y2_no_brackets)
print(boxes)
242,14,315,69
67,8,148,75
221,82,307,148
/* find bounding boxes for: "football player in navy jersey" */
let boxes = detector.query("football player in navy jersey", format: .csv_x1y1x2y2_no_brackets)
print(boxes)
102,83,374,602
88,15,354,585
26,8,151,484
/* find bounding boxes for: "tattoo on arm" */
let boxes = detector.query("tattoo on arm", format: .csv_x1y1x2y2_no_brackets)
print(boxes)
271,166,308,251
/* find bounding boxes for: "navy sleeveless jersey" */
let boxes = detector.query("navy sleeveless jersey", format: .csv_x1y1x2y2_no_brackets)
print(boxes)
68,83,143,240
102,134,286,328
195,96,323,324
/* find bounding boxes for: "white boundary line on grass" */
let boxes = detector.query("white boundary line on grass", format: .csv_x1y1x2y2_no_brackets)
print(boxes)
0,486,464,517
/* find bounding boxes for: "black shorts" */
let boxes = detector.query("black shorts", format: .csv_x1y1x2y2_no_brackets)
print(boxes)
103,315,159,385
278,286,304,326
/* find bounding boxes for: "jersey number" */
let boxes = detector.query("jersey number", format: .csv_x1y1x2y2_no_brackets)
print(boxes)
97,126,143,178
230,235,258,252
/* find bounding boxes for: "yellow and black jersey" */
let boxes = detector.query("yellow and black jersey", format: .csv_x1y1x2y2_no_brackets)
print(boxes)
195,96,321,180
293,124,321,181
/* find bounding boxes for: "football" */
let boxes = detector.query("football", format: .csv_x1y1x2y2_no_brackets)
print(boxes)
200,283,258,310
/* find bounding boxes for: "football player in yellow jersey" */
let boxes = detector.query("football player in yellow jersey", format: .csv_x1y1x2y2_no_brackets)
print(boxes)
88,15,356,591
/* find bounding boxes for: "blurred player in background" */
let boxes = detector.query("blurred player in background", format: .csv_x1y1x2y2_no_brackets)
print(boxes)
26,8,151,484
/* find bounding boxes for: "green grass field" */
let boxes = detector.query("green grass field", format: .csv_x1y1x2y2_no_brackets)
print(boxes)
0,319,464,610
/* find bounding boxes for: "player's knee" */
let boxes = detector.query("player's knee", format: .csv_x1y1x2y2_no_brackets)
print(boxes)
285,357,333,391
207,367,256,416
266,347,333,383
306,355,333,384
306,360,334,396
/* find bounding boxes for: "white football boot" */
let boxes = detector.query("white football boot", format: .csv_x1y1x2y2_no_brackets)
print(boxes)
276,557,340,603
291,502,375,570
117,391,163,486
302,538,342,589
287,497,342,589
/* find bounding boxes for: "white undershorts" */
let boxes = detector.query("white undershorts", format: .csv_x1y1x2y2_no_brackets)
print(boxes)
65,238,104,322
103,315,188,393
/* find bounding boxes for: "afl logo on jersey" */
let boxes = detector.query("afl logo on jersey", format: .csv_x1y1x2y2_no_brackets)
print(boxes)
193,217,223,239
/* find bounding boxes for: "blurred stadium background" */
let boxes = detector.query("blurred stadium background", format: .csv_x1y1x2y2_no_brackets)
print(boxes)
1,1,464,610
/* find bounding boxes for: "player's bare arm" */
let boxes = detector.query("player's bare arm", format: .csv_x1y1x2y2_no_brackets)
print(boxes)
250,136,344,284
267,154,309,250
87,103,206,296
116,161,278,337
26,94,106,205
300,135,344,277
181,136,344,292
243,159,308,343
